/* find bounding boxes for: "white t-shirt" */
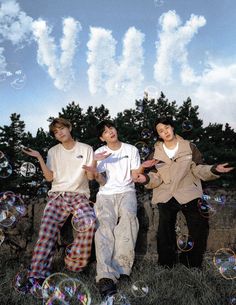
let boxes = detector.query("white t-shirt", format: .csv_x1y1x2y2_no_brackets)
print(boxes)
46,142,93,197
163,142,179,159
96,142,140,195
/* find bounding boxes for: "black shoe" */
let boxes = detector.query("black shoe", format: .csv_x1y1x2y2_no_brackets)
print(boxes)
98,278,117,299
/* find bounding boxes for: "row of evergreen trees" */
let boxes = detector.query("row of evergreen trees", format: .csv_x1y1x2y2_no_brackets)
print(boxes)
0,93,235,198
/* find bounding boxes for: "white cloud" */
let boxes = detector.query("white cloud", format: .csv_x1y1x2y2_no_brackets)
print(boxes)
0,0,32,80
153,10,236,129
32,17,81,91
87,26,145,98
87,27,116,95
158,58,236,130
0,0,33,45
0,47,7,73
192,62,236,128
154,10,206,84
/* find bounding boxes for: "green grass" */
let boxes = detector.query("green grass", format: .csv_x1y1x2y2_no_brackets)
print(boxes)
0,252,235,305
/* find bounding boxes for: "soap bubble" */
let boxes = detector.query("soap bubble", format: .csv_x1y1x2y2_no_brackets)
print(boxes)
131,280,149,298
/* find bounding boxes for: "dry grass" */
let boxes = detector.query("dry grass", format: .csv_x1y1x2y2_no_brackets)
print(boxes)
0,250,235,305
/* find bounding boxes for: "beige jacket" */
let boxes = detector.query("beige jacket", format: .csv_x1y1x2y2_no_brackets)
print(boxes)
145,135,219,204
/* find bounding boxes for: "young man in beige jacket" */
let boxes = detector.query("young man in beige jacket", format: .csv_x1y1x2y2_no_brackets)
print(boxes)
134,117,234,268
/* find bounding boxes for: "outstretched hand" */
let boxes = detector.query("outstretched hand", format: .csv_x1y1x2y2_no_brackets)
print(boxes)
141,159,159,168
22,148,41,159
94,151,112,161
215,163,234,173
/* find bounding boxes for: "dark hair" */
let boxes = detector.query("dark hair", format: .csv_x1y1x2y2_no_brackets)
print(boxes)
96,120,116,138
49,117,72,137
154,117,175,129
154,117,175,141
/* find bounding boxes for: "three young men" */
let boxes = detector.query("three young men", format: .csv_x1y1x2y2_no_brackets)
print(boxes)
20,115,232,300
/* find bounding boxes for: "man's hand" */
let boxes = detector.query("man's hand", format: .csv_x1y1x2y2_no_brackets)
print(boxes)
215,163,234,173
132,173,147,183
94,151,111,161
142,159,159,168
82,165,98,174
22,148,41,159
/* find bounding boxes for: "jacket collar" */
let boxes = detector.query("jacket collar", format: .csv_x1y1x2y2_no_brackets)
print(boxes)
154,135,191,163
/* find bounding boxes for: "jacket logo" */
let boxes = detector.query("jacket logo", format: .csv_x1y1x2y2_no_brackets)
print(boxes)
76,155,83,159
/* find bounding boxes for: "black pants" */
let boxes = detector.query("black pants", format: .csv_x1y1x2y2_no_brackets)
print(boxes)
157,197,209,268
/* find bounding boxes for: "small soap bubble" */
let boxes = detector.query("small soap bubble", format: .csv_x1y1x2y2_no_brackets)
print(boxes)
213,248,236,280
13,269,30,294
3,63,27,90
154,0,164,7
41,273,70,300
131,280,149,298
103,293,130,305
182,120,193,132
71,212,95,233
65,243,81,262
135,141,151,161
0,156,9,168
1,191,16,206
144,85,158,100
198,197,216,218
177,234,194,252
0,211,16,228
0,164,12,178
58,277,91,305
141,129,152,140
20,162,36,177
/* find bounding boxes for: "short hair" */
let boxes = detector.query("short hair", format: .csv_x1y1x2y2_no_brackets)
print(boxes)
49,117,72,137
154,116,175,129
96,120,116,138
154,117,175,141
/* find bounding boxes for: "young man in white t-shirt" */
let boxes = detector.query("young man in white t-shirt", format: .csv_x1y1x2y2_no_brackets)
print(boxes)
18,118,96,293
83,120,141,299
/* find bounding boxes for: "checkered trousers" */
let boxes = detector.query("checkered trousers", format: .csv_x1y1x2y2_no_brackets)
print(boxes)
28,192,96,279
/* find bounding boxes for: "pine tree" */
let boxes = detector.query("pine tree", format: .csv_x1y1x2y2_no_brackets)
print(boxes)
175,97,203,143
82,104,111,148
0,113,30,192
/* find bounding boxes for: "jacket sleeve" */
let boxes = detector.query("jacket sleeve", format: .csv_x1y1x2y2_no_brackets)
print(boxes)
190,142,204,165
143,171,163,189
190,143,220,181
191,162,220,181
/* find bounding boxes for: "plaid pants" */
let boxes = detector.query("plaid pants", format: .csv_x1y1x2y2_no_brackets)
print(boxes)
28,192,96,279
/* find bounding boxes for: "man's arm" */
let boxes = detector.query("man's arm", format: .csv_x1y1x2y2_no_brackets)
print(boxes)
133,171,163,189
83,151,111,185
83,161,106,186
22,148,53,182
190,143,234,180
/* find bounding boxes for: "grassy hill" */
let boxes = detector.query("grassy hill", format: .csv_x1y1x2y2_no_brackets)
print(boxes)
0,251,235,305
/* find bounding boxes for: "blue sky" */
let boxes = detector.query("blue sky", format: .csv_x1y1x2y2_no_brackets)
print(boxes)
0,0,236,135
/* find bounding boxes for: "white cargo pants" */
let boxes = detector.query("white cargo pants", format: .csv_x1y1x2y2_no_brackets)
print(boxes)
94,191,139,282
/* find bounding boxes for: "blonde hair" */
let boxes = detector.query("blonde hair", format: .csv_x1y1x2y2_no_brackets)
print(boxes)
49,117,72,137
